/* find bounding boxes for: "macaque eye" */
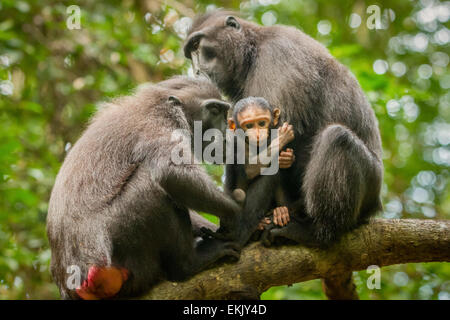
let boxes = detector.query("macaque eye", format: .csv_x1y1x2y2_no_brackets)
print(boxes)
245,123,254,129
202,47,216,60
258,121,267,127
225,16,241,29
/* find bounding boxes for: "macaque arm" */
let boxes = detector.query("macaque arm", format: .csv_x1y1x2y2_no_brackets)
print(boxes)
162,164,241,220
245,123,294,179
245,137,281,179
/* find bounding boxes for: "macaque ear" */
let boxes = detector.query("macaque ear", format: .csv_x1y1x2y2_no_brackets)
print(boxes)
228,118,236,131
273,108,281,126
225,16,241,30
168,95,182,106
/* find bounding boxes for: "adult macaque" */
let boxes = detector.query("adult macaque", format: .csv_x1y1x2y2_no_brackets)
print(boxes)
185,11,383,248
47,76,241,299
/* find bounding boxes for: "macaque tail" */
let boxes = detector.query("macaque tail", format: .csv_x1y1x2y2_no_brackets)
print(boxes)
76,266,129,300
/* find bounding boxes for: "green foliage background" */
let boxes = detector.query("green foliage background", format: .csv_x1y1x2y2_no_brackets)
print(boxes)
0,0,448,299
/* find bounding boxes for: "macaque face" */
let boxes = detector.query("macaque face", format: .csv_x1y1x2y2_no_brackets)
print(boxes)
237,106,273,145
184,15,247,90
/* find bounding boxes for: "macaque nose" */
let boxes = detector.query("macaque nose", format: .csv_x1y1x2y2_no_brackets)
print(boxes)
195,69,201,76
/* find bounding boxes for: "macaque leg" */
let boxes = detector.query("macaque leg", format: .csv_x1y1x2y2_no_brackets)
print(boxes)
237,174,278,246
166,237,240,282
76,210,222,300
302,124,382,247
257,217,272,230
264,220,317,247
269,124,383,248
163,207,240,282
259,207,290,246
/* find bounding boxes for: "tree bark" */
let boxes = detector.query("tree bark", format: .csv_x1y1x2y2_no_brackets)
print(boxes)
321,272,359,300
144,219,450,300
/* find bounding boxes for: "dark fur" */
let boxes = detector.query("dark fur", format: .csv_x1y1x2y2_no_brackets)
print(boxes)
232,96,273,125
185,11,383,247
47,76,241,299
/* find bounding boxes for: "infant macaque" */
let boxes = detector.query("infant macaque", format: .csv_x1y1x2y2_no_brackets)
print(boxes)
227,97,295,232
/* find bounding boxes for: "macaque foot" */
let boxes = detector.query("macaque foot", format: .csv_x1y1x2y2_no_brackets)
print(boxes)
259,206,290,246
200,226,232,241
200,216,241,242
262,221,319,247
196,237,241,264
257,217,272,230
260,223,276,247
261,225,288,247
76,266,129,300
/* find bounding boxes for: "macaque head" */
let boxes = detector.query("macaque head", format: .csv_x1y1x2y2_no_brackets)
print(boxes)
229,97,280,145
157,76,231,133
184,11,257,94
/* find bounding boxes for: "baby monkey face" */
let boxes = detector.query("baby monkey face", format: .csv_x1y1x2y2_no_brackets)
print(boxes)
237,105,274,145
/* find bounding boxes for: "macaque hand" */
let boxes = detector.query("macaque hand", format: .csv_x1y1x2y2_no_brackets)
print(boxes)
279,148,295,169
277,122,295,149
273,206,290,227
257,217,272,230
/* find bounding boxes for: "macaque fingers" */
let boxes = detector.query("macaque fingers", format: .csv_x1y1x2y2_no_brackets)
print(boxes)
282,207,290,225
273,208,279,225
279,156,293,163
273,207,290,226
279,148,295,169
257,217,272,230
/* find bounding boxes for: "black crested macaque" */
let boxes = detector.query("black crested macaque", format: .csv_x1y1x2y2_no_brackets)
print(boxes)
226,97,294,237
184,11,383,248
202,97,294,244
47,76,241,300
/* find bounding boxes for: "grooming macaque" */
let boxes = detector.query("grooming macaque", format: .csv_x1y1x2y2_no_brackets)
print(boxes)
47,76,242,299
185,11,383,248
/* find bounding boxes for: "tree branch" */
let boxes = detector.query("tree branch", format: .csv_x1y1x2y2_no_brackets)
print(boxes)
144,219,450,299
